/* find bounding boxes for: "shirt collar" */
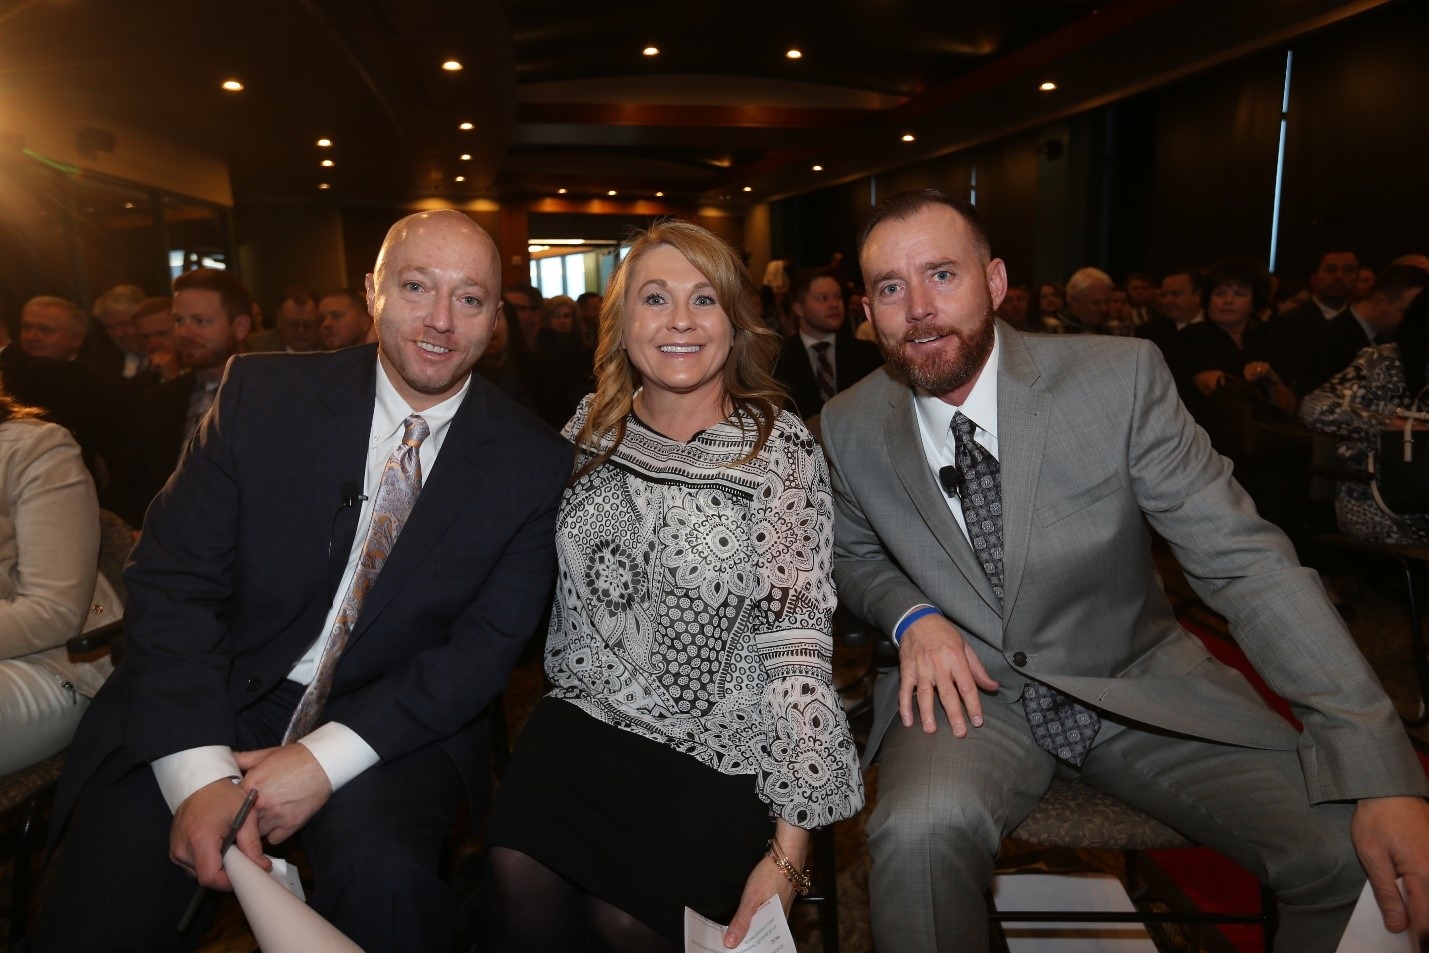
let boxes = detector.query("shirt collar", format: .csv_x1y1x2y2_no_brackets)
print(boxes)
913,325,1000,444
1348,305,1378,342
799,328,836,348
371,358,471,453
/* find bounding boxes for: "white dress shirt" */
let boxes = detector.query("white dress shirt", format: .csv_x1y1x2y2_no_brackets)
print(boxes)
151,360,472,812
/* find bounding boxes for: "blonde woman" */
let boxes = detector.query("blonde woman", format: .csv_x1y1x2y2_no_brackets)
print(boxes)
485,221,863,951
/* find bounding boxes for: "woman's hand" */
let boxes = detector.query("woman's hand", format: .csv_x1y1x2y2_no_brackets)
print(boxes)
1242,361,1277,384
722,822,811,948
1192,370,1229,397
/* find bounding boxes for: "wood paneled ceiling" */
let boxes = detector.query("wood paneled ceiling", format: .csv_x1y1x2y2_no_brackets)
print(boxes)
0,0,1394,209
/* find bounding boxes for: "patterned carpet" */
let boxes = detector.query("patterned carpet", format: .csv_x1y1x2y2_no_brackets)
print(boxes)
3,542,1425,952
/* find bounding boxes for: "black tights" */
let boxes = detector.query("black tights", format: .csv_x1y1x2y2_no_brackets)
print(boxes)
482,846,679,953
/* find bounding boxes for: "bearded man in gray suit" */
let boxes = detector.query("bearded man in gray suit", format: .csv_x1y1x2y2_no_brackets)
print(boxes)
820,189,1429,953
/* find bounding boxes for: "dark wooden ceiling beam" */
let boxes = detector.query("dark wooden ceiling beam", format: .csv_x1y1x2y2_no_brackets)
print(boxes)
517,102,878,129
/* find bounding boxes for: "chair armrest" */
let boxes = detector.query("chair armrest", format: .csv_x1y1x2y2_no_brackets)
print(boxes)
67,618,124,656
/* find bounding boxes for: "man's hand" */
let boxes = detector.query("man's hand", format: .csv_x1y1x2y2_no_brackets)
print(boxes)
1350,795,1429,941
235,743,333,844
169,778,268,891
898,614,999,735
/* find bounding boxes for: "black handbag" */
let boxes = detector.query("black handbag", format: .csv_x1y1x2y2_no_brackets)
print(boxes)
1367,407,1429,518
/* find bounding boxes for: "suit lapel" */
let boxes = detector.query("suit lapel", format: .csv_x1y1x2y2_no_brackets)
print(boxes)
350,374,495,639
319,353,378,597
995,327,1049,619
884,384,1002,617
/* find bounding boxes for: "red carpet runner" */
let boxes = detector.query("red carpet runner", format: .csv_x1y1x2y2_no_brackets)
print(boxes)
1149,623,1429,952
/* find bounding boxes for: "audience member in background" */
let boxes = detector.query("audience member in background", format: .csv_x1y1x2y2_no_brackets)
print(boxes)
5,296,118,487
759,254,791,320
476,298,534,408
1179,256,1307,551
504,282,544,349
1137,269,1205,372
484,219,863,951
127,296,181,387
1045,267,1126,335
1124,271,1159,325
88,284,148,379
1109,285,1133,329
1300,265,1428,395
527,294,593,431
0,389,114,775
110,269,251,527
1301,288,1429,546
576,291,602,350
251,287,321,352
773,266,883,421
1272,277,1310,318
1350,266,1376,305
1282,250,1359,329
1034,281,1064,331
998,281,1032,330
317,287,374,350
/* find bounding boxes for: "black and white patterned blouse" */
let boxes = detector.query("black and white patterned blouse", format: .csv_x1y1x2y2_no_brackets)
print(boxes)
546,395,865,828
1299,343,1429,545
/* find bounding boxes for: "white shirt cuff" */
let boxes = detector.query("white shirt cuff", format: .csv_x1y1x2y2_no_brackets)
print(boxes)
151,746,241,814
297,722,380,793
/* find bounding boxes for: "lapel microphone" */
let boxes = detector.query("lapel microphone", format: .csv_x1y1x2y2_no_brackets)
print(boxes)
341,481,369,508
939,464,963,498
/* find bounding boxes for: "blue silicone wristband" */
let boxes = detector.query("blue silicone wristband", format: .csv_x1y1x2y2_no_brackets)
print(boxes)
893,605,942,645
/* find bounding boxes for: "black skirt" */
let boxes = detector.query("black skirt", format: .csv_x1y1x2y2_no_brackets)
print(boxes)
486,696,774,939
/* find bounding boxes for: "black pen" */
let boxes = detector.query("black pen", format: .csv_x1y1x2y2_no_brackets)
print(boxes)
176,788,259,933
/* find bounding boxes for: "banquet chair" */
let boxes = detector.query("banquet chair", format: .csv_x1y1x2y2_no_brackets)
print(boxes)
988,779,1277,948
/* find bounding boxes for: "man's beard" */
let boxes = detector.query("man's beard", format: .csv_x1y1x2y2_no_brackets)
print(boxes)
876,309,996,397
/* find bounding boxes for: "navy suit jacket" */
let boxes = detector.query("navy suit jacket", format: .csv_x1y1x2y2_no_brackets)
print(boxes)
57,344,570,822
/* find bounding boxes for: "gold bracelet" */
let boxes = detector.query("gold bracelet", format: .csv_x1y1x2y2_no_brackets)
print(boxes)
765,839,812,896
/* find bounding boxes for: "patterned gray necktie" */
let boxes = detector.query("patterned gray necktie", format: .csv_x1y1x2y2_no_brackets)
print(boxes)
282,414,430,744
950,411,1100,767
811,341,836,404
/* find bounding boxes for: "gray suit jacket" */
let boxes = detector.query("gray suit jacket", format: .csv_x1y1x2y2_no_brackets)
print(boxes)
822,322,1426,804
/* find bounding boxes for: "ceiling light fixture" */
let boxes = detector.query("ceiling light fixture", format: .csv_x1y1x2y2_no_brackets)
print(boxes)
812,164,823,172
901,133,915,142
221,79,244,91
655,191,664,197
460,153,472,161
743,186,752,192
320,159,334,167
459,122,474,131
454,175,465,182
607,190,617,196
318,183,330,190
317,138,332,148
1039,81,1057,91
786,49,802,60
442,60,463,71
643,46,659,56
557,188,568,194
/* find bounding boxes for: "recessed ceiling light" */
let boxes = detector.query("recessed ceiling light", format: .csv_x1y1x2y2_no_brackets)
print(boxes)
221,79,244,92
643,46,659,56
557,188,568,194
743,186,752,192
1039,81,1057,91
607,190,617,196
812,164,823,172
320,159,334,167
454,175,465,183
459,122,474,131
655,191,664,197
316,138,332,148
442,60,463,71
786,49,802,60
318,183,330,190
460,153,472,161
901,133,915,142
123,202,135,209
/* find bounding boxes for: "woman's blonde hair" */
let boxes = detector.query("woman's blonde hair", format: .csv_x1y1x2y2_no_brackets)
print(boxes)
574,219,785,480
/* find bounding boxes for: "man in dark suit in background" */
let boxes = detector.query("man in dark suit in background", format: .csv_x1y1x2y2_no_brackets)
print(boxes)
773,266,883,421
108,268,252,527
1300,263,1426,393
34,210,571,952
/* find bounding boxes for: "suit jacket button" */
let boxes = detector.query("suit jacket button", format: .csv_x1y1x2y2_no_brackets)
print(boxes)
1012,652,1027,667
245,677,262,692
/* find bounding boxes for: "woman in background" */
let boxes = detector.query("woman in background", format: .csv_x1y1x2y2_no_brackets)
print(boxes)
1301,287,1429,545
484,220,863,951
0,391,110,773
